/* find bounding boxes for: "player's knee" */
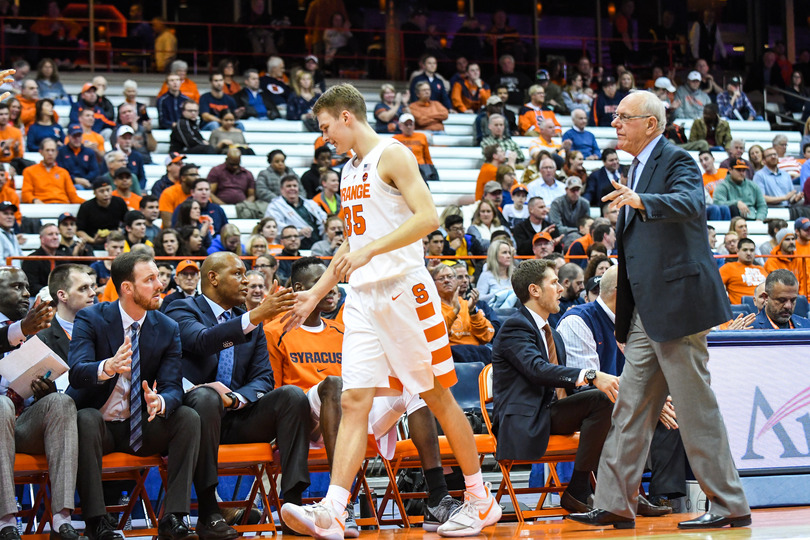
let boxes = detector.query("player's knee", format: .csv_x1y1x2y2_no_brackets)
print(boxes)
319,376,343,402
340,388,374,417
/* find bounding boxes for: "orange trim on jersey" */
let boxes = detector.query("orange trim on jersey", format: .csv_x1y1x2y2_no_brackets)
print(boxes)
424,321,446,342
388,376,404,392
431,343,452,365
437,370,458,389
416,303,436,321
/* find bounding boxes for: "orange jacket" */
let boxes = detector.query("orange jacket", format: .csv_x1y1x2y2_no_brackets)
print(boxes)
517,107,561,136
0,174,22,223
22,162,85,204
0,124,24,162
157,79,201,103
440,298,494,345
451,79,491,113
475,163,498,200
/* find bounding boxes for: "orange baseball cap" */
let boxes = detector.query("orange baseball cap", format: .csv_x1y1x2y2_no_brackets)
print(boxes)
510,183,529,195
81,82,97,93
175,260,200,274
532,232,553,244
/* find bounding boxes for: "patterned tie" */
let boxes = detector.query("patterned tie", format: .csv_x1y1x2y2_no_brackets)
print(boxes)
129,322,142,452
623,157,640,222
216,311,234,385
541,323,567,401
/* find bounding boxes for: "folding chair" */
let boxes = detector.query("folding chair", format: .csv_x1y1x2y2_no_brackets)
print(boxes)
98,453,164,537
478,363,580,523
14,454,52,535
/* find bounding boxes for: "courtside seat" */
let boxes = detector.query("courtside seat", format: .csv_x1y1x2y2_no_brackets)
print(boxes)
14,454,52,535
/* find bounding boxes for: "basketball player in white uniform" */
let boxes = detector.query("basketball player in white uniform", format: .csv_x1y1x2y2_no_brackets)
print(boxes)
280,84,501,539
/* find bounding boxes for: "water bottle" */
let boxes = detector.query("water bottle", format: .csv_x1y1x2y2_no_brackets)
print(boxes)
119,492,133,530
15,497,22,535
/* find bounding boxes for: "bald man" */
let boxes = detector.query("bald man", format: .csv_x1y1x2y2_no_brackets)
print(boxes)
207,148,256,205
165,252,312,537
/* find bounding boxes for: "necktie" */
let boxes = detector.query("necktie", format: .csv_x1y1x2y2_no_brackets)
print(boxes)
623,157,640,221
216,311,234,386
541,323,567,401
129,322,142,452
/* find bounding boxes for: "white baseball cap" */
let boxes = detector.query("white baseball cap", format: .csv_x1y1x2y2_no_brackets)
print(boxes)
654,77,676,93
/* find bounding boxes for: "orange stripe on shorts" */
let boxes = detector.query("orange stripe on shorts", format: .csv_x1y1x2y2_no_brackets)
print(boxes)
416,303,436,321
431,343,452,365
388,376,404,392
423,321,447,342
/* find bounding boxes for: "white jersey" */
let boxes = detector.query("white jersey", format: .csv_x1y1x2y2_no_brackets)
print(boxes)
340,137,425,287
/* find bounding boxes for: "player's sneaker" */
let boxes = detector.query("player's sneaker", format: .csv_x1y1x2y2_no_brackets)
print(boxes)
437,483,502,537
423,495,463,532
344,504,359,538
281,501,345,540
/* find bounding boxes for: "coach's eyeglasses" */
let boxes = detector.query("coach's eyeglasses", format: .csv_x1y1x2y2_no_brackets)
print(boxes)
612,113,652,123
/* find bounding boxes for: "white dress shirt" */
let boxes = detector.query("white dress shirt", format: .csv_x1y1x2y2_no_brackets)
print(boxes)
556,297,615,372
524,304,587,386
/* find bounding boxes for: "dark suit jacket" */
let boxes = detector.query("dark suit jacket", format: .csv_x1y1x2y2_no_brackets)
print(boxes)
751,310,810,329
491,305,581,461
584,166,624,206
513,218,560,256
615,137,731,343
234,88,281,120
67,300,184,415
159,290,198,313
37,318,70,361
165,295,273,402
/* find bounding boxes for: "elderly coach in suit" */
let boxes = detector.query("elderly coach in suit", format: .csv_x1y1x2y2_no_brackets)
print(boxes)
568,91,751,530
165,251,312,537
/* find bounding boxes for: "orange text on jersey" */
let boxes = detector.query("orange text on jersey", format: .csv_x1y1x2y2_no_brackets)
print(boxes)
341,183,371,203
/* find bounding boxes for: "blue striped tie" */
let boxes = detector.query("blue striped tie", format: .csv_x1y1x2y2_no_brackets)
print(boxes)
215,312,234,385
129,322,143,452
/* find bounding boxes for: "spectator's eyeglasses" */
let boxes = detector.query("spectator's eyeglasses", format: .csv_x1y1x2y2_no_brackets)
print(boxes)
434,274,456,282
448,226,464,232
612,113,651,123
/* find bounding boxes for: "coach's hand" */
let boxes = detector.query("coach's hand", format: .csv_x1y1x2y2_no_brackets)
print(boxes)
603,179,645,212
250,282,296,324
333,246,373,281
20,297,54,336
281,289,320,332
104,335,132,376
593,371,620,402
659,396,678,430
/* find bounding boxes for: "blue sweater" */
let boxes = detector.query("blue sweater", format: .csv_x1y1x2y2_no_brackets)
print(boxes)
561,128,601,158
558,300,625,376
26,123,65,151
56,144,99,182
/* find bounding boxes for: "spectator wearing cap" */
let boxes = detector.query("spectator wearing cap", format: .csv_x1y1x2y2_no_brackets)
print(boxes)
536,69,567,115
503,183,529,227
151,152,185,199
717,75,757,121
156,73,190,129
754,147,803,207
518,84,561,136
68,82,115,135
199,71,241,131
674,71,711,120
532,231,555,258
57,124,99,190
410,81,449,133
110,125,147,190
719,139,754,180
111,167,141,210
0,201,22,266
583,275,602,303
590,75,621,127
712,158,767,220
75,178,128,249
451,62,491,114
689,103,732,152
764,229,799,276
302,55,327,93
393,113,437,181
207,147,256,205
651,76,679,114
160,259,201,312
22,138,84,204
480,113,525,164
58,212,93,258
750,270,810,329
549,177,591,237
527,156,566,203
481,181,510,225
99,150,142,196
111,102,155,165
122,210,153,251
170,100,217,154
474,93,518,144
562,109,601,160
22,223,71,293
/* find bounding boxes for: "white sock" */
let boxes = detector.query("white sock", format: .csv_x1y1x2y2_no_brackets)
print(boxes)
52,509,72,531
464,471,488,499
0,514,15,529
323,485,351,515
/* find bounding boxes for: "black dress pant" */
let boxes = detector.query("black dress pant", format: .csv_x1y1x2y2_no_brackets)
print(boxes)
648,422,687,498
549,389,613,472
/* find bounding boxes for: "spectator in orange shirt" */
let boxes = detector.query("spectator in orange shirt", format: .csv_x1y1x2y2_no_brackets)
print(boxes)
159,163,199,226
432,263,494,346
0,102,25,175
719,237,768,304
410,81,449,133
393,113,438,182
764,229,799,275
699,150,727,197
22,138,84,204
0,168,21,224
476,144,511,200
157,59,201,103
518,84,562,136
451,63,491,114
18,78,39,130
111,168,142,210
75,107,105,160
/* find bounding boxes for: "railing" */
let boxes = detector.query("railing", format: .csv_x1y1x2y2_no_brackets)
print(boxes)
763,85,809,129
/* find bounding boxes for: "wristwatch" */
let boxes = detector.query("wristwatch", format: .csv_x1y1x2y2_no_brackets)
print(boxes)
225,392,240,410
584,369,597,386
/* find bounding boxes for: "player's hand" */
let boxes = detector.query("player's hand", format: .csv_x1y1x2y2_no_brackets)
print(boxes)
726,312,755,330
106,336,133,375
20,297,54,336
251,282,296,322
603,179,645,212
593,371,619,402
31,376,57,401
281,289,320,332
142,381,161,422
659,396,678,430
333,247,373,281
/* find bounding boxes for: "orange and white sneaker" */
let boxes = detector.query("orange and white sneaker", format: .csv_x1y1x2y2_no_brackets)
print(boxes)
281,501,346,540
437,483,502,537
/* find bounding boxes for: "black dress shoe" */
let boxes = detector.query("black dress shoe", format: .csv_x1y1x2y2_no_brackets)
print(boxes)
637,494,672,517
566,509,635,529
50,523,84,540
158,514,198,540
0,525,21,540
678,513,752,529
85,516,124,540
560,491,592,513
196,514,238,540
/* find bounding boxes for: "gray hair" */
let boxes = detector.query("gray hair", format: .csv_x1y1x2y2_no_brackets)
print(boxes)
765,269,798,294
170,59,188,73
123,79,138,90
629,90,666,134
267,56,284,72
772,134,788,145
104,150,126,167
488,113,505,125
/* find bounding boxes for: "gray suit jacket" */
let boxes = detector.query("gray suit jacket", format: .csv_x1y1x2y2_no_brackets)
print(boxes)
615,137,731,343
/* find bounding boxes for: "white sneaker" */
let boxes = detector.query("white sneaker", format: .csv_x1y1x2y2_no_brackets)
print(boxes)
281,501,346,540
437,483,502,537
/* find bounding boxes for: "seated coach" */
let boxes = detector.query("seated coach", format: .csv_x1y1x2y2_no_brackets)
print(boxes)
751,269,810,329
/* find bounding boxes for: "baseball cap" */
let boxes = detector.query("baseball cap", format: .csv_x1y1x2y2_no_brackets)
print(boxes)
776,228,795,244
176,260,200,274
399,113,415,123
510,183,528,195
603,75,617,86
796,217,810,231
124,210,146,227
532,231,553,245
486,95,502,106
687,71,702,82
81,82,97,93
586,275,602,293
654,77,676,93
483,181,503,195
732,158,749,169
113,167,133,179
729,75,743,86
536,69,550,82
58,212,76,224
304,55,318,64
116,125,135,138
0,201,17,213
67,123,83,136
92,178,112,190
565,177,583,189
164,151,187,167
